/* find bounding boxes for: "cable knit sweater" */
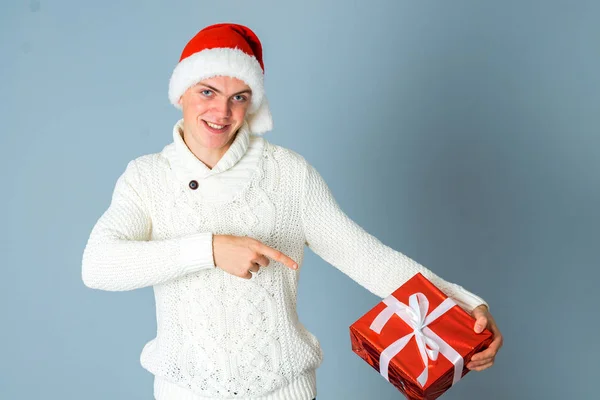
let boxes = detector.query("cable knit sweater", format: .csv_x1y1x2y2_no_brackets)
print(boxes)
81,119,488,400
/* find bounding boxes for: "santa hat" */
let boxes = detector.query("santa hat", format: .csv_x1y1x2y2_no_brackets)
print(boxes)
168,23,272,134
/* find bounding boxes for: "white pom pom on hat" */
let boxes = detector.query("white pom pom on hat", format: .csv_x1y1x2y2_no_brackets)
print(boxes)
168,23,273,134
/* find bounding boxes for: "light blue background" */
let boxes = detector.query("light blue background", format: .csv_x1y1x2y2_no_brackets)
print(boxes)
2,1,598,399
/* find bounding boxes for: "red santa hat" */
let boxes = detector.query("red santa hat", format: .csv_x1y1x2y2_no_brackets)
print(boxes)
168,23,272,134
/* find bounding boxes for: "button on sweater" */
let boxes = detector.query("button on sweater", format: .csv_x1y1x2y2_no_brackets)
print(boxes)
82,119,488,400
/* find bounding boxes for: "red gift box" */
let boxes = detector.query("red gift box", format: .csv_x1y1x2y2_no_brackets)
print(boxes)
350,273,493,400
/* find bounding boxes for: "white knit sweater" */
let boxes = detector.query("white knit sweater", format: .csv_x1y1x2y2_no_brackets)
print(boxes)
82,119,487,400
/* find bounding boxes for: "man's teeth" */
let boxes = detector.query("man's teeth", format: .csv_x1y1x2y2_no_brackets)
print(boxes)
206,122,226,129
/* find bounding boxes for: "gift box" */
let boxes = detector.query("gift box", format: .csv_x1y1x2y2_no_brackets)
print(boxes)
349,273,493,400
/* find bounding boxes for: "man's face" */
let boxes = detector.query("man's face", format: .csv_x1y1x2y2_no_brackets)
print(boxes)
178,76,252,153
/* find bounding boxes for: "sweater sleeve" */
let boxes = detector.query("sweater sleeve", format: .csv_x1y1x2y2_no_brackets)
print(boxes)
81,159,215,291
300,162,488,313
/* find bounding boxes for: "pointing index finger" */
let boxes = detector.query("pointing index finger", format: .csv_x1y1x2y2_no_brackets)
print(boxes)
257,242,298,270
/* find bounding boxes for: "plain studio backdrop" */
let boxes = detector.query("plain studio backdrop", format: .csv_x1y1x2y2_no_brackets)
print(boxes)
1,1,598,399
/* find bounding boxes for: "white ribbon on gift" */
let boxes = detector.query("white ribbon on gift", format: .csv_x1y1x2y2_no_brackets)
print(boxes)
369,292,464,387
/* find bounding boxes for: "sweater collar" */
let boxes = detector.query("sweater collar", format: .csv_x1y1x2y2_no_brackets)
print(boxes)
172,118,251,179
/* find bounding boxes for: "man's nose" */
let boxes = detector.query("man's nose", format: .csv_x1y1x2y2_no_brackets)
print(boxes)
213,98,231,120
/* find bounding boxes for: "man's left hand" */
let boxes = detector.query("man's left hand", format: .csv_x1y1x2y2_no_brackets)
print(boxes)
467,304,503,371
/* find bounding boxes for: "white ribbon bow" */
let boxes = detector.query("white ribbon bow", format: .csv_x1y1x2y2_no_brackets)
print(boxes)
369,292,464,387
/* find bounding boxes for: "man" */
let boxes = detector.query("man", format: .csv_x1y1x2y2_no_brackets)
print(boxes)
82,23,502,400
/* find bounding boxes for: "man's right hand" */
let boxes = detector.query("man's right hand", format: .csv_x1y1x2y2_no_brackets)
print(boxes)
213,234,298,279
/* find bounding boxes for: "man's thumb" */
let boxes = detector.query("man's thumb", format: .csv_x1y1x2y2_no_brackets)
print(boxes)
474,316,487,333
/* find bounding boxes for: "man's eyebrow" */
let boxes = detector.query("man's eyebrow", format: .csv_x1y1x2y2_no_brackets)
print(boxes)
198,83,252,96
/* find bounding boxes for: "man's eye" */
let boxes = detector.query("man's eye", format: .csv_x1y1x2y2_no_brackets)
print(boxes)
201,90,213,96
233,95,247,102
